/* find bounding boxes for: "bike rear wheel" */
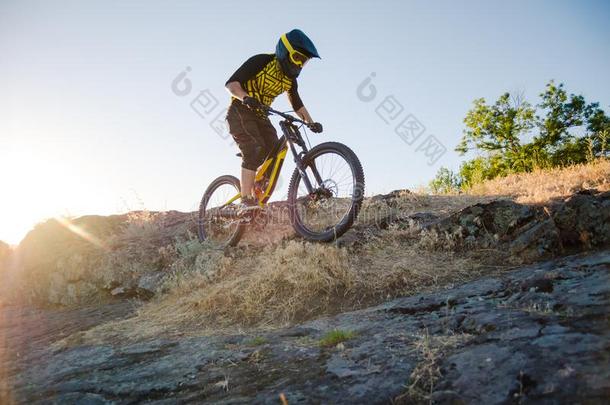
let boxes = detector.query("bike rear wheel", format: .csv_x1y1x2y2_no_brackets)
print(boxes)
288,142,365,242
198,175,245,247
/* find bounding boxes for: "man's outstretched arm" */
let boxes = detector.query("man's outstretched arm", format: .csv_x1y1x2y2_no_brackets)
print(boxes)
288,82,315,124
296,106,314,124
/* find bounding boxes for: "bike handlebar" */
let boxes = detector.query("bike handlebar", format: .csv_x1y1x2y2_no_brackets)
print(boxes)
262,106,310,127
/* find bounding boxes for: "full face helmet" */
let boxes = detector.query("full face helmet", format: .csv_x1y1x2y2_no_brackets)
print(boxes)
275,29,320,79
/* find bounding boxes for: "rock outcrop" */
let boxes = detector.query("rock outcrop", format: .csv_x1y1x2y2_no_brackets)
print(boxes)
3,211,197,306
429,190,610,262
3,251,609,404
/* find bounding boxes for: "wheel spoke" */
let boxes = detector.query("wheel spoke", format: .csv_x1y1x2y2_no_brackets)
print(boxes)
199,178,242,247
291,149,358,234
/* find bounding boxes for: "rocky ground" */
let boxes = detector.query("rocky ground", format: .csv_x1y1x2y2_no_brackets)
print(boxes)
1,251,609,404
1,188,610,404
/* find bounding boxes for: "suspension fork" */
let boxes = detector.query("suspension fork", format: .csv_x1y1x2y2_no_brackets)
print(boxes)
280,121,325,194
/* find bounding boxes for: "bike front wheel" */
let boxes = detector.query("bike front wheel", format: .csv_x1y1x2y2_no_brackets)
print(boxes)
287,142,365,242
198,175,245,247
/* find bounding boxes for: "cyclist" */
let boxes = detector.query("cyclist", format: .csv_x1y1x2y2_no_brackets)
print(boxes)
225,29,323,212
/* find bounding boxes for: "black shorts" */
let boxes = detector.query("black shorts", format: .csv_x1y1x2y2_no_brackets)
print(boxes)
226,102,278,171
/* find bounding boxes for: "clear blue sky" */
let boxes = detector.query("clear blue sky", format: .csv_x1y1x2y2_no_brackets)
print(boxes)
1,0,609,244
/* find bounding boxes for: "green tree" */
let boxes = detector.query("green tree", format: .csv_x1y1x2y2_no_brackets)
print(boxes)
586,108,610,157
456,93,536,157
456,92,536,181
536,80,608,165
429,167,461,194
452,81,609,190
458,154,515,189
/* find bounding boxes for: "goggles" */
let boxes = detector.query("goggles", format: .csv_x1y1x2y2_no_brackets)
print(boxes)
281,34,310,67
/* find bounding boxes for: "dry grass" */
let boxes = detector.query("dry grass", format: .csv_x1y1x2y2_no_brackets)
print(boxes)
177,241,355,327
468,158,610,203
63,221,489,345
357,190,494,226
2,211,193,306
2,216,118,306
395,331,473,403
237,191,494,247
94,193,490,342
64,241,355,343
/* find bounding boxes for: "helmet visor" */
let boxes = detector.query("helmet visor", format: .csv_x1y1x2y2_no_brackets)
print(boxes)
281,34,310,67
290,50,309,67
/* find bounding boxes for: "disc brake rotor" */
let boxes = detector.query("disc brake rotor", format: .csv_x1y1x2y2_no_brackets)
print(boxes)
307,179,338,209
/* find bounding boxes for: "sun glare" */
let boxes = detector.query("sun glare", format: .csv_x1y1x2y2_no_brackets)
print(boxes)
55,217,106,249
0,140,78,245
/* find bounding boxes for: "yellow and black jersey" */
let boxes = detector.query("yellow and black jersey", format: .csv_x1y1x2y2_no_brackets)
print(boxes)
225,54,304,111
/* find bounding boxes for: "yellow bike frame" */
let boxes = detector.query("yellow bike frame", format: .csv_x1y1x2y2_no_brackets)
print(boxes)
224,145,289,207
221,107,323,211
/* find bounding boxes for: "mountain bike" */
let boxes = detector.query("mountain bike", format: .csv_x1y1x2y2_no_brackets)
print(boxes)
198,106,365,247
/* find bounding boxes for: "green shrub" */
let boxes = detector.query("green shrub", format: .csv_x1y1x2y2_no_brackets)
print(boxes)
319,329,356,347
246,336,268,346
429,167,461,194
